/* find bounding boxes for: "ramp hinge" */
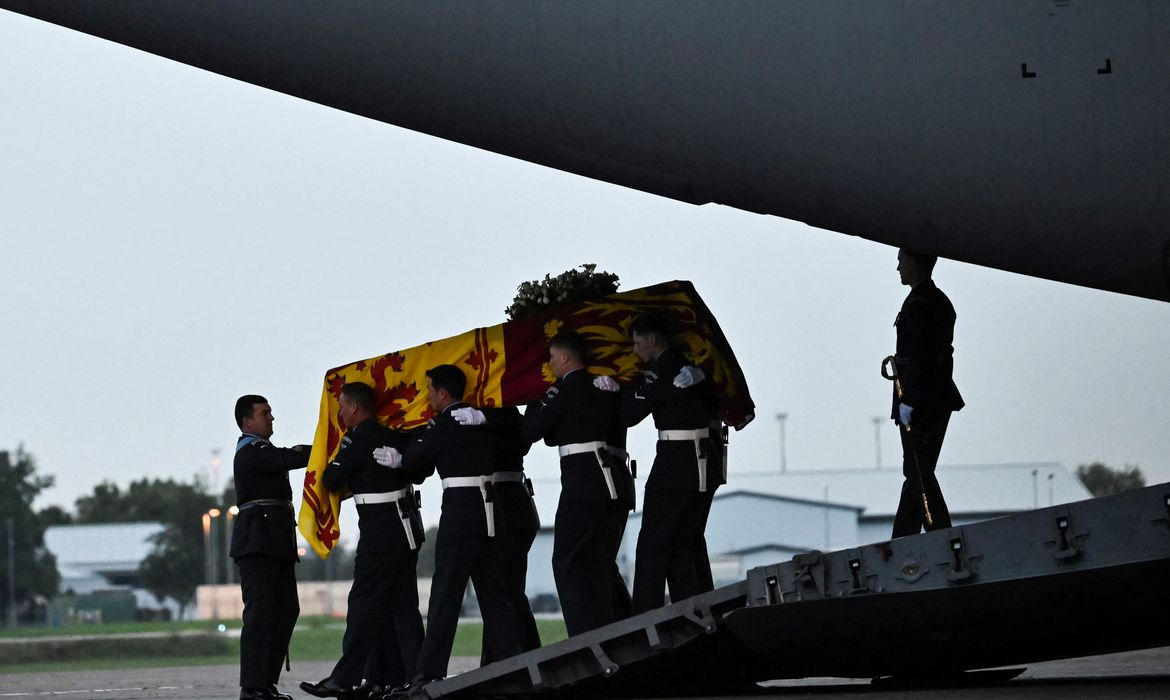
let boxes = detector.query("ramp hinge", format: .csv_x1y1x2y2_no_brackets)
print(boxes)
1054,508,1081,561
947,530,973,583
589,644,620,677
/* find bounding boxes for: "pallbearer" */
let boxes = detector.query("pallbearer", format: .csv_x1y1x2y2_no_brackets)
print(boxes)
452,405,543,660
300,382,424,699
374,364,520,695
519,330,634,635
621,314,721,613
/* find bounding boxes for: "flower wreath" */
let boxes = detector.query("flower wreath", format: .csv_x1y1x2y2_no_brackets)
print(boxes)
505,263,620,321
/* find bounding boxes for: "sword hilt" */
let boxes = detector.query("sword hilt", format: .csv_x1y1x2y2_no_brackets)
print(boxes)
881,355,905,400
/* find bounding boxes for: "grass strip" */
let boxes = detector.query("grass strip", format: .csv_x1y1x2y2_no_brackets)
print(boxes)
0,619,568,674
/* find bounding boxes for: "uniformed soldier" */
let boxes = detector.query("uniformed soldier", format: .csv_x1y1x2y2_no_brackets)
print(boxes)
451,405,542,662
620,314,721,613
374,364,520,694
231,395,310,700
889,248,964,537
300,383,425,699
520,330,634,635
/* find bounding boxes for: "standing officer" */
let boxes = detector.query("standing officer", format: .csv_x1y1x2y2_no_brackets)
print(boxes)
889,248,964,537
621,314,720,613
520,330,632,635
231,395,310,700
452,405,542,661
374,364,520,694
300,383,425,699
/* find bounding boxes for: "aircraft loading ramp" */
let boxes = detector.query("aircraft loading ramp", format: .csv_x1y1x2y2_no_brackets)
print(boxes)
419,483,1170,697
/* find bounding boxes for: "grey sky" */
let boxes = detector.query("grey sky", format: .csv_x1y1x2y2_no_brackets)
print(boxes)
2,12,1168,535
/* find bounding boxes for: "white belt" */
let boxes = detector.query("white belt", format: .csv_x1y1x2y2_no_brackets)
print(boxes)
657,428,711,493
657,428,710,441
558,441,617,500
441,475,495,537
353,486,420,550
353,487,412,505
557,441,607,457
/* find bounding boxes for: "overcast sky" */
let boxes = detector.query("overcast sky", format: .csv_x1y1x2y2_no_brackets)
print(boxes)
2,11,1168,538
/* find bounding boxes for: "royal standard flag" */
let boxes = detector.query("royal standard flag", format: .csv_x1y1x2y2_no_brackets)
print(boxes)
298,280,754,558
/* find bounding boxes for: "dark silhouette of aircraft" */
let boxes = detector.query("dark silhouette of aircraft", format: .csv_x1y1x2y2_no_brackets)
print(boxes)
2,1,1166,302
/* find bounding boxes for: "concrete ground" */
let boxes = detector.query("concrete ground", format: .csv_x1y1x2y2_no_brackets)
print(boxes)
0,647,1166,699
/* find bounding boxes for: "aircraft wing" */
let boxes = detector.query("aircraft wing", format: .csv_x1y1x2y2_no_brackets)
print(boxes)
3,1,1166,301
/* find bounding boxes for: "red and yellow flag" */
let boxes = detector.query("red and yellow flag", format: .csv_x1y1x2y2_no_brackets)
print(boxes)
298,280,754,558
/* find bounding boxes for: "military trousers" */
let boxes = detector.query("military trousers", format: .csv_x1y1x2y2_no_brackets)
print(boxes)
331,548,424,686
892,412,954,537
631,487,707,614
552,497,629,635
482,525,541,664
236,555,299,690
416,529,520,679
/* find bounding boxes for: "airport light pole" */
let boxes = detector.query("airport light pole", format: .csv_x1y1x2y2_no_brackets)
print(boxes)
775,413,788,473
207,508,221,620
201,511,212,619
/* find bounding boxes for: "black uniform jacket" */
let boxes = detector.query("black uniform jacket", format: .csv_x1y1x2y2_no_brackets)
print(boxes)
400,402,497,536
621,347,721,492
483,407,540,535
230,434,310,560
891,280,965,419
523,368,622,502
323,418,420,555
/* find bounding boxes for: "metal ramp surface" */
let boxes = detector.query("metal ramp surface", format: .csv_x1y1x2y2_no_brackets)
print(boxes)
423,581,752,697
421,483,1170,696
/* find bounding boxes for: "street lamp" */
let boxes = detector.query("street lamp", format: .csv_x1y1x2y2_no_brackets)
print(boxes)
201,512,213,620
775,413,788,473
204,508,222,621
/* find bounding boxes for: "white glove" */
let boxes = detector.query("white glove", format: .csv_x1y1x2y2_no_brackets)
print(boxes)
372,446,403,469
593,375,620,392
452,407,486,426
898,403,914,427
673,365,706,388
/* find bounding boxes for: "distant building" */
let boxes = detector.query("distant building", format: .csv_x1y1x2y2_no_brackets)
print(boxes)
42,522,178,616
522,461,1093,601
727,461,1092,544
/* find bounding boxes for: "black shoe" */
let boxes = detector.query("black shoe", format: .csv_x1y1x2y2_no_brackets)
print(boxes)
268,684,293,700
370,682,406,700
299,676,354,698
388,676,441,699
239,689,273,700
352,681,384,700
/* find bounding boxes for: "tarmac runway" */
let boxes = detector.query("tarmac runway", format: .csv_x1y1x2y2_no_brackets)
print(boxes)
0,647,1166,699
